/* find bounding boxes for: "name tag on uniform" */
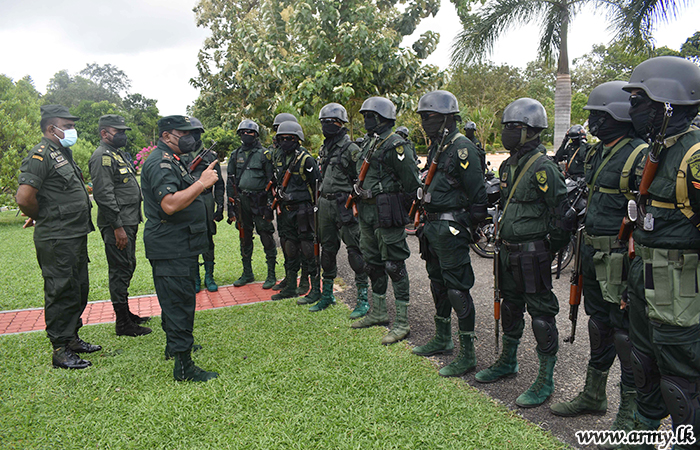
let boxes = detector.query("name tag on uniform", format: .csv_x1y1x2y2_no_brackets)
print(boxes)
119,168,128,174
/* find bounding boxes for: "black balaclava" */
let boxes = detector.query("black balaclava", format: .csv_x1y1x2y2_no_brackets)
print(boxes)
502,125,541,159
279,138,300,154
240,134,257,147
322,121,343,137
364,112,394,136
588,110,632,145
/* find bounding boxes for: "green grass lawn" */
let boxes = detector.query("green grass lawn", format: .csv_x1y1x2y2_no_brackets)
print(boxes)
0,209,274,312
0,300,567,449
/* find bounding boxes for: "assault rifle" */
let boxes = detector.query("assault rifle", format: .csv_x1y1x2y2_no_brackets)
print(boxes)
345,134,380,217
408,129,450,227
227,185,245,240
564,225,584,343
188,140,217,173
271,150,299,213
617,199,639,259
493,204,502,353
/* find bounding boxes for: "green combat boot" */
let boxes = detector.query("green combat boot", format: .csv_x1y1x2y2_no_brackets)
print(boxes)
234,259,254,287
515,351,557,408
439,331,477,377
351,293,389,329
296,268,310,295
349,286,369,319
381,300,410,345
173,349,218,382
613,412,660,450
550,365,608,417
475,335,519,383
272,277,287,291
165,344,202,361
203,261,218,292
309,278,336,312
262,261,276,290
194,271,201,293
413,315,454,356
271,270,298,301
597,383,638,450
298,275,321,305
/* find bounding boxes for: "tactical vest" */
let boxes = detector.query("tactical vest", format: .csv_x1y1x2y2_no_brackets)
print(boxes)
319,136,354,194
278,149,314,202
362,133,409,195
425,132,473,211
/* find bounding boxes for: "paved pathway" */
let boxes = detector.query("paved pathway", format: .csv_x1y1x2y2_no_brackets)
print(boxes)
0,283,273,335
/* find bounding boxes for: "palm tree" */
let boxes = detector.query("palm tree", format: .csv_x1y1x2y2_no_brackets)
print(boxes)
451,0,621,145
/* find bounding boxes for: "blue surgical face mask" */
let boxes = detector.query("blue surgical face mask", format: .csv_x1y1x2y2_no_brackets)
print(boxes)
54,126,78,147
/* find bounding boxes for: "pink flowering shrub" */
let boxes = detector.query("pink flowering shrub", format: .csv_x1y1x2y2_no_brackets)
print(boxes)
134,144,156,172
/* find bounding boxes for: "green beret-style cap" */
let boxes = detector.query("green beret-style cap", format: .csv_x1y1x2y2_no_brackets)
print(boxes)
158,115,199,134
99,114,131,130
40,104,80,121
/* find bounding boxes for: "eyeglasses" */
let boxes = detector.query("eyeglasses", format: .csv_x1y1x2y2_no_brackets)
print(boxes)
503,123,523,130
238,130,256,136
277,136,297,142
320,119,338,125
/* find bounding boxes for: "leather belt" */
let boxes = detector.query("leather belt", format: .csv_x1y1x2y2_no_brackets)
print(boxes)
361,198,377,205
502,239,549,253
583,231,626,250
424,209,466,222
322,192,347,200
284,204,300,211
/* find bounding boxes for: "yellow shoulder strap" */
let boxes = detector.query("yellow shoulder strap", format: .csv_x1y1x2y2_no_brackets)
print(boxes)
675,142,700,223
498,152,543,230
619,143,648,201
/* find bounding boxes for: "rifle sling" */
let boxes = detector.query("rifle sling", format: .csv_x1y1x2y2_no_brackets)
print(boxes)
498,151,544,237
233,147,257,189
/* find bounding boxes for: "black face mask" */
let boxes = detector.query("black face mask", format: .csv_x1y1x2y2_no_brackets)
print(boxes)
111,132,127,148
421,114,445,138
176,133,198,153
322,122,342,137
241,134,257,146
501,127,523,151
364,114,380,133
279,139,299,154
589,111,629,144
629,93,665,140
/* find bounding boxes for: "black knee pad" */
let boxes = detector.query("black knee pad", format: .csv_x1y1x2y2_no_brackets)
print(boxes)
321,249,336,273
259,232,275,250
384,260,407,282
284,240,299,259
447,289,473,320
501,301,523,333
588,317,614,355
366,264,385,283
660,375,699,427
631,347,659,395
614,329,633,370
532,316,559,355
300,240,314,260
347,247,365,275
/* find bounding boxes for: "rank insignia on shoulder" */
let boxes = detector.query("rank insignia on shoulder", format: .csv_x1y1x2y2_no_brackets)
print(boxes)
119,168,128,174
460,161,469,170
397,154,405,161
32,155,43,161
102,156,112,166
536,170,547,185
690,159,700,180
693,181,700,190
396,145,404,155
160,163,171,169
501,171,508,182
458,148,469,160
162,153,172,160
449,226,460,235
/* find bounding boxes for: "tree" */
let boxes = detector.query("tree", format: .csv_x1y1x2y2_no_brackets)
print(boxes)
0,75,42,206
191,0,446,146
44,70,121,107
450,0,624,145
79,63,132,98
571,41,652,94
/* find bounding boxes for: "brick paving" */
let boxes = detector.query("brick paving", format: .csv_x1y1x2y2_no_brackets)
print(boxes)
0,282,275,336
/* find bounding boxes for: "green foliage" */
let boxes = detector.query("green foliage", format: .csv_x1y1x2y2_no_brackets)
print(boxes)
0,75,42,206
191,0,446,147
72,100,123,148
70,140,95,184
44,70,122,107
79,63,132,97
570,91,589,129
571,41,651,94
680,31,700,62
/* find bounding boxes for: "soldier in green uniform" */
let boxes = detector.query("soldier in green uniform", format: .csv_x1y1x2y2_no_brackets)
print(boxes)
411,90,488,377
475,98,571,408
622,56,700,448
89,114,151,337
395,126,418,163
16,104,101,369
270,121,322,301
350,97,421,345
141,115,219,382
549,82,647,442
179,117,224,293
554,125,590,179
297,103,369,315
227,119,277,289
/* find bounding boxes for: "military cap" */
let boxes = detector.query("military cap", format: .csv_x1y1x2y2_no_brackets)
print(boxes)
99,114,131,130
158,115,200,134
40,104,79,121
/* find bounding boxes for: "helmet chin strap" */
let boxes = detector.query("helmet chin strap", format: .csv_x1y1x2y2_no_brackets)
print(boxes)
511,127,541,153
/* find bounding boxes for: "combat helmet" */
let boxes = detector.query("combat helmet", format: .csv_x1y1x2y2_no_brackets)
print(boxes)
584,81,632,122
237,119,260,134
319,103,348,123
417,90,459,115
273,113,298,128
359,97,397,120
501,98,548,129
623,56,700,105
276,121,304,141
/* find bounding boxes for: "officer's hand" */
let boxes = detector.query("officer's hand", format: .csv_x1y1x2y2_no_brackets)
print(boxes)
199,160,219,189
114,226,128,250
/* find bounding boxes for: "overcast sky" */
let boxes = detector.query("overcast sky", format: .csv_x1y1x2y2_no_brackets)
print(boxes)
1,0,698,115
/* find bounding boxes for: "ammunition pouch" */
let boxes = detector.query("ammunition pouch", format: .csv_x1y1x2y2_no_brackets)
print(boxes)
376,193,409,228
638,244,700,327
585,233,627,305
296,202,315,234
335,193,356,226
244,190,272,220
415,225,433,262
505,240,552,294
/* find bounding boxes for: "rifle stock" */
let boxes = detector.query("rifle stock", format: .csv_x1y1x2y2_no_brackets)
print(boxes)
564,226,584,343
493,205,501,353
227,194,245,239
346,135,379,214
272,168,293,212
189,141,217,172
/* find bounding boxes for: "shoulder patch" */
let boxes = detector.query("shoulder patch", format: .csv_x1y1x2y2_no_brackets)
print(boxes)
160,163,172,169
102,155,112,166
536,170,547,185
501,171,508,182
351,149,360,162
458,147,469,160
396,145,404,155
265,151,272,161
32,155,43,161
690,159,700,180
